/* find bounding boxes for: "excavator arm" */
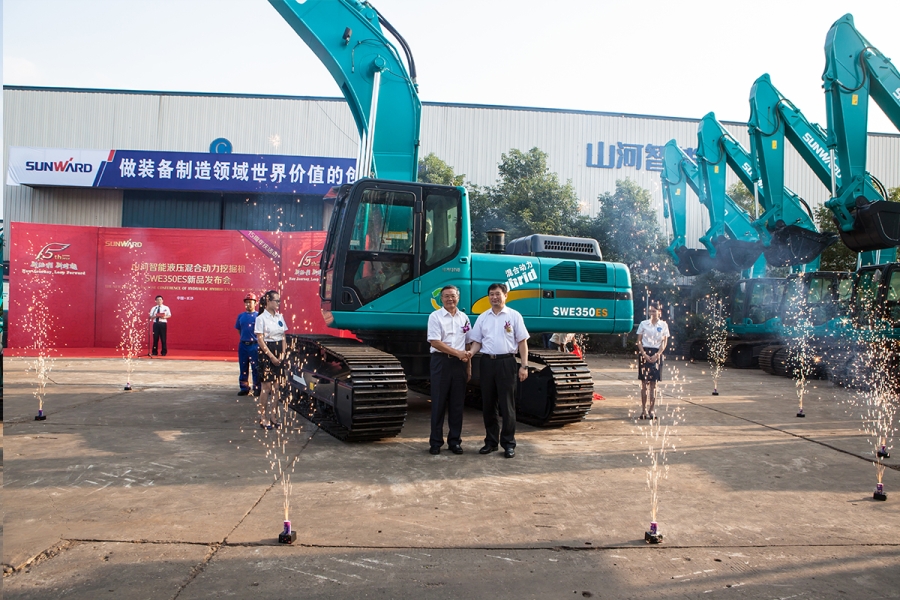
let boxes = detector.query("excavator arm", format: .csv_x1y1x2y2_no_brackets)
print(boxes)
661,140,764,276
268,0,421,182
743,78,840,267
822,13,900,251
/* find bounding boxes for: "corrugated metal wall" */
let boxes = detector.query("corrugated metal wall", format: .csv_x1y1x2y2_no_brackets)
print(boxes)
4,87,900,262
122,191,223,230
221,195,322,232
121,191,324,231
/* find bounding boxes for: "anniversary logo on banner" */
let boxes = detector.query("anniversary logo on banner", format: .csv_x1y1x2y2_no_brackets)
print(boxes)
9,222,100,349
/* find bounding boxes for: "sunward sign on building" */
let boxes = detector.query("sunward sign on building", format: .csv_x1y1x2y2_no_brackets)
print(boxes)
6,147,358,194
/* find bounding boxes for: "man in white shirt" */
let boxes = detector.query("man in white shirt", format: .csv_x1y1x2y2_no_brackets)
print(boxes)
426,285,472,455
468,283,529,459
636,303,670,419
148,295,171,356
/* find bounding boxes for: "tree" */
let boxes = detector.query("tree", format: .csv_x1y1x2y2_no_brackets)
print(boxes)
468,148,589,249
726,182,762,218
814,205,857,271
589,179,675,284
890,186,900,204
418,153,465,186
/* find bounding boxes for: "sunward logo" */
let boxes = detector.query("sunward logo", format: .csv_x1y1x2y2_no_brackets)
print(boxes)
35,243,71,260
105,240,143,248
25,158,94,173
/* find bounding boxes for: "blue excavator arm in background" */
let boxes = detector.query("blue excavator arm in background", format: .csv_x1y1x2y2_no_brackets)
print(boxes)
823,13,900,251
661,140,765,276
697,112,826,270
268,0,421,182
742,78,841,267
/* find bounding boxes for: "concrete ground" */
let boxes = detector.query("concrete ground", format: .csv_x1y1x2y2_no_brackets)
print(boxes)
2,353,898,599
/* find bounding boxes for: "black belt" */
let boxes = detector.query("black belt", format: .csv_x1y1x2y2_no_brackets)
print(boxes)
433,351,462,360
242,340,257,346
483,353,514,359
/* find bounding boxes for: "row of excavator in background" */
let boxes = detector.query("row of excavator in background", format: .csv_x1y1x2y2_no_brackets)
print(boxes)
662,14,900,386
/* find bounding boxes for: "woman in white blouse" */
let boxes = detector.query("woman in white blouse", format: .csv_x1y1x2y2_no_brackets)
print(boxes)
254,290,288,429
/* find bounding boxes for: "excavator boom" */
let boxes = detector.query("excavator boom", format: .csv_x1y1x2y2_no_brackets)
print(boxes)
661,140,764,276
744,78,839,267
269,0,421,182
823,14,900,251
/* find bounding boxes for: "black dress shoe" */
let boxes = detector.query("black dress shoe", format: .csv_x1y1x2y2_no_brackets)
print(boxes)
429,446,441,455
450,445,463,455
479,445,498,454
504,447,516,458
237,389,250,396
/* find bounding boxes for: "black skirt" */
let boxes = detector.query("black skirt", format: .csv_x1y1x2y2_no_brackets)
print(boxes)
638,347,662,382
258,341,284,382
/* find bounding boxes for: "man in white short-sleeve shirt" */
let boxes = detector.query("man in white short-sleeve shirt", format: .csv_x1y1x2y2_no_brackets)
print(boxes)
426,285,472,455
468,283,529,459
149,295,171,356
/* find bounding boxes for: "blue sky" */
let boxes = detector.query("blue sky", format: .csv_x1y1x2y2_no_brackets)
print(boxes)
3,0,899,132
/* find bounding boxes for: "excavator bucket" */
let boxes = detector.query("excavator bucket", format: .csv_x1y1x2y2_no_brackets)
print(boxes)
673,247,716,276
764,225,839,267
838,200,900,253
711,240,764,272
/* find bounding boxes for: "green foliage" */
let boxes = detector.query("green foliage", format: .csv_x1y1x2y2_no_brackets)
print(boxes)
418,153,465,186
814,205,857,271
468,148,589,249
889,186,900,203
726,181,762,218
587,179,675,284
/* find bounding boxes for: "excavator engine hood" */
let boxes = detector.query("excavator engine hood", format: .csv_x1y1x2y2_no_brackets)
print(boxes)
764,225,839,267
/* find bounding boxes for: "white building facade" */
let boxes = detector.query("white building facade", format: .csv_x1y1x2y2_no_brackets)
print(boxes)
5,86,900,261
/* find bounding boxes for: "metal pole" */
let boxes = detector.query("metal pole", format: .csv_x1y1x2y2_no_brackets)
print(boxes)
829,149,837,199
359,69,382,179
753,181,759,220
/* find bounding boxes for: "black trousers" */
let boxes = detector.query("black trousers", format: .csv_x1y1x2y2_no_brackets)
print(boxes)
152,321,167,355
480,355,517,449
430,353,466,448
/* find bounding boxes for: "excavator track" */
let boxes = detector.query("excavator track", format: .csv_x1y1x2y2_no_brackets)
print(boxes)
758,344,789,376
514,350,596,427
286,335,408,442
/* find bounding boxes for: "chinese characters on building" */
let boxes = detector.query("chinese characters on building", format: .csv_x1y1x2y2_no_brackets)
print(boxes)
586,142,695,172
119,157,357,186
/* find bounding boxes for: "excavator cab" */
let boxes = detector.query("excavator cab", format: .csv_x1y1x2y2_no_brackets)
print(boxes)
320,179,463,326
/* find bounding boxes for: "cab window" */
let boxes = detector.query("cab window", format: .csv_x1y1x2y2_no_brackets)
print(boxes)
422,189,461,270
345,189,415,303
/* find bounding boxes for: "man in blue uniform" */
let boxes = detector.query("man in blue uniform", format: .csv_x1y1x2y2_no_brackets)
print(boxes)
235,293,260,396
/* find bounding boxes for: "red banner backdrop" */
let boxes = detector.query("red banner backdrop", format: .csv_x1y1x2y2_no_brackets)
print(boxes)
9,222,346,353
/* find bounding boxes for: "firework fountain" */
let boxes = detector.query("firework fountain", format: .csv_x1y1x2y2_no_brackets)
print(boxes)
704,295,728,396
635,367,684,543
25,273,57,420
786,302,815,418
116,262,149,391
851,334,897,501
